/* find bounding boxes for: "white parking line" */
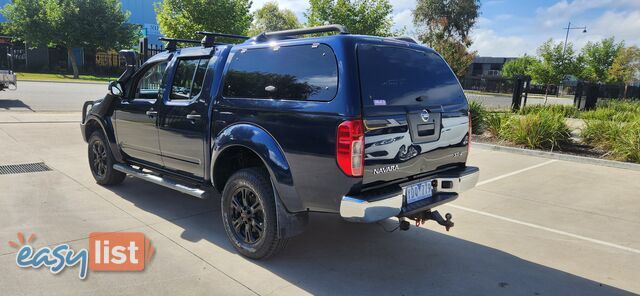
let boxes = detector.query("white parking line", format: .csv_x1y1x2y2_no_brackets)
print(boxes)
476,160,557,186
447,204,640,255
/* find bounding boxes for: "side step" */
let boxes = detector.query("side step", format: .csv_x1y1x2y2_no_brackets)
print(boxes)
113,164,207,199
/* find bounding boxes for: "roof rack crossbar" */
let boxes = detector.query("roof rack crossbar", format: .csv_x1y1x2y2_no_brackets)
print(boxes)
196,31,250,40
158,37,202,51
196,31,250,47
257,25,348,41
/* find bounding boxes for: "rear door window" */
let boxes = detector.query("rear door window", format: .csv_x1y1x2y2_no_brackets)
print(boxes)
358,44,466,107
223,44,338,101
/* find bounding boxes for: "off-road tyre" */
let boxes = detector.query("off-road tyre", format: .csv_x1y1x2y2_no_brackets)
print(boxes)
221,168,287,259
88,131,125,186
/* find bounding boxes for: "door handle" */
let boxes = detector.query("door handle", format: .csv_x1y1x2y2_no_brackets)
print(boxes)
146,110,158,117
186,114,201,120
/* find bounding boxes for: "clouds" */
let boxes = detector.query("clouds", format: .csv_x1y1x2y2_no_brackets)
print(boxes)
392,9,414,34
469,28,528,57
536,0,640,28
591,10,640,46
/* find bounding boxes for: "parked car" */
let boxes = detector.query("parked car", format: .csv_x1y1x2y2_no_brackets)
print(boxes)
80,25,479,259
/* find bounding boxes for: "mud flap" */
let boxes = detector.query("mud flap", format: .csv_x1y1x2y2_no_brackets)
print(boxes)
272,183,308,239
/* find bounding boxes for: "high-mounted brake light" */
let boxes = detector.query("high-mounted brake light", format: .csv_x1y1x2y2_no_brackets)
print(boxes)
337,120,364,177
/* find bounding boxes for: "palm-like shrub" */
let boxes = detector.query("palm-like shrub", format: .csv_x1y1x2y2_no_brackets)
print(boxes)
469,101,487,135
502,110,571,150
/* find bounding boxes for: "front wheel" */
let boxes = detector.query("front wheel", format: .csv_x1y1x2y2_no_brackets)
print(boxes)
221,168,287,259
88,131,125,185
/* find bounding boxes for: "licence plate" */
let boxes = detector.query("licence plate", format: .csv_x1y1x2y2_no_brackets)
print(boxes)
404,180,433,204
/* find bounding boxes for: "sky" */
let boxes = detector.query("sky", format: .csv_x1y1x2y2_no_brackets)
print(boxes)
250,0,640,58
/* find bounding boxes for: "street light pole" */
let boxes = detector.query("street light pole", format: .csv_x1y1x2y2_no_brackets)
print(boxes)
563,21,587,56
558,21,587,98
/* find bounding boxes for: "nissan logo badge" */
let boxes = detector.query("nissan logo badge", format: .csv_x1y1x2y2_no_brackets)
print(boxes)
420,109,430,122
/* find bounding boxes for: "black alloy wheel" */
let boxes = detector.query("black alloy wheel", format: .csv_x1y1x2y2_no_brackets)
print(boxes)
87,131,125,185
229,186,266,244
91,140,108,178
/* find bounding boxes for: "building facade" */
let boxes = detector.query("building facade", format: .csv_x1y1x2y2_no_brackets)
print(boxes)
466,56,516,78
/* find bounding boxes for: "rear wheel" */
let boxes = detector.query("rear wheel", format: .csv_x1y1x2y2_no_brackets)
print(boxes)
221,168,287,259
88,131,125,185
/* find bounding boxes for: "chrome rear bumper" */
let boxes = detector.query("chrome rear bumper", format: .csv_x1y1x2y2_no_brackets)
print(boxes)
340,166,479,223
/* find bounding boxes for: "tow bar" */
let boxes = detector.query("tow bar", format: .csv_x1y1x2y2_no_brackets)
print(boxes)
401,210,454,231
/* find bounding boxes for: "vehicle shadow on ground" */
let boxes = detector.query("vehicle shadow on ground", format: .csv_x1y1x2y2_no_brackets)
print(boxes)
106,177,634,296
0,99,34,111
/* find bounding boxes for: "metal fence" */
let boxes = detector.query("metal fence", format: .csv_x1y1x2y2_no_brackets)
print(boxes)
461,76,559,96
0,37,167,76
89,38,164,75
574,82,640,101
139,38,164,64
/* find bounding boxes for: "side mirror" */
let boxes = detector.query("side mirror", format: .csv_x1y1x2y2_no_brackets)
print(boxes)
108,81,123,97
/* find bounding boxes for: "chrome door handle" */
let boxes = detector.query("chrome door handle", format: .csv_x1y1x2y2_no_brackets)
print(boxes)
186,114,201,120
145,110,158,117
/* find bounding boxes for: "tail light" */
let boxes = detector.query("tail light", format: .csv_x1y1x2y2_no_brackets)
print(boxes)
337,120,364,177
467,111,472,156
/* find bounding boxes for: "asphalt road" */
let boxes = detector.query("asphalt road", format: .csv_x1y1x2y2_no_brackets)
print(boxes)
465,93,575,109
0,111,638,295
0,81,106,112
0,81,575,112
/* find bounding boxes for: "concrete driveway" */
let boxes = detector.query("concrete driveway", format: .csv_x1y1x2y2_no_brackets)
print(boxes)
0,111,638,296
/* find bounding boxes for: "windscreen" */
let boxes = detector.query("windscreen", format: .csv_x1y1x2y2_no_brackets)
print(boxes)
358,44,466,107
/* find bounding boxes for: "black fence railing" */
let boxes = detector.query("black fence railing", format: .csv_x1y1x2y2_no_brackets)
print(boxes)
574,82,640,103
0,37,167,76
461,76,559,96
139,37,165,64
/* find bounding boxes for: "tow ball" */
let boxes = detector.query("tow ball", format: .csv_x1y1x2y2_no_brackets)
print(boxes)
402,210,454,231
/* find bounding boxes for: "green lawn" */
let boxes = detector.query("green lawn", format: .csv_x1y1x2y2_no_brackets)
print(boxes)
16,72,116,83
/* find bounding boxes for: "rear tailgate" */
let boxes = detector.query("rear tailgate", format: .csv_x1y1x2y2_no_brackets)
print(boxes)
357,43,470,186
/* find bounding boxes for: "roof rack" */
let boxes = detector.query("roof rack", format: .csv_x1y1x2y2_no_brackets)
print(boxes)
196,31,250,47
158,37,202,51
255,25,349,42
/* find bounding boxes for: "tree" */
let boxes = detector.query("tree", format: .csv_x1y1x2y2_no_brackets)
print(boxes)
529,39,579,103
608,46,640,99
578,37,623,83
156,0,252,40
433,38,475,78
413,0,480,78
2,0,138,78
501,55,540,79
249,2,301,35
305,0,394,36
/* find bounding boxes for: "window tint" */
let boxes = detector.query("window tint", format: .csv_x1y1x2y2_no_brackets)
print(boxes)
358,44,466,107
135,61,167,99
223,44,338,101
170,58,209,101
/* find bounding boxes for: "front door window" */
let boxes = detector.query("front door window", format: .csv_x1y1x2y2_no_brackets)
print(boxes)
135,61,168,100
